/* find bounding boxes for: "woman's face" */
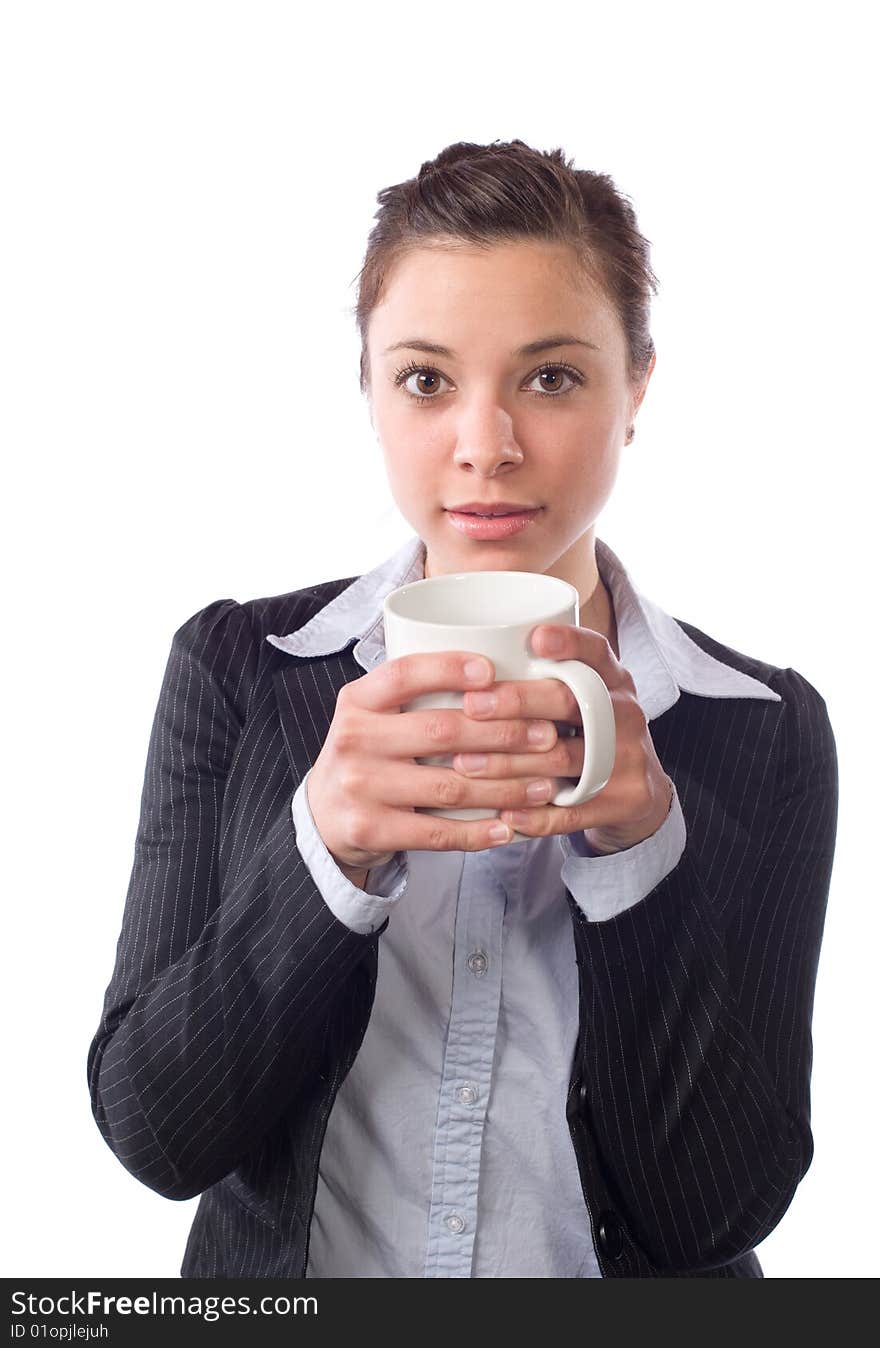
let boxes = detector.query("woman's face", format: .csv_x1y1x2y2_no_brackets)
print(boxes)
365,237,653,589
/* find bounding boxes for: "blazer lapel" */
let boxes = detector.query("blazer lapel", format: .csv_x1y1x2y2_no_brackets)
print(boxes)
272,647,365,786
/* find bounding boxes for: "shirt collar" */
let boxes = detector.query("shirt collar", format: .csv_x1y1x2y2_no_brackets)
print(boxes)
265,534,781,720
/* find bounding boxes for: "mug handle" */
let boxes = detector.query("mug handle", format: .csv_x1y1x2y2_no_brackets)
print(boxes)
526,657,616,807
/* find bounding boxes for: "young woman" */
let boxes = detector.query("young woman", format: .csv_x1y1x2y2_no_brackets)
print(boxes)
87,139,839,1278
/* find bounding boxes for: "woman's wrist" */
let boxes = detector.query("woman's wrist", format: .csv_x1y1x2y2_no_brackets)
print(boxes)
336,860,370,890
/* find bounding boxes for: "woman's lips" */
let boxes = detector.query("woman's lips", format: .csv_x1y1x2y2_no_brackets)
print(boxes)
446,508,542,540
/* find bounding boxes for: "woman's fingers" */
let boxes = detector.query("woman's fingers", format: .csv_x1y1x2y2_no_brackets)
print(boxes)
347,650,496,713
340,705,559,760
365,762,560,811
453,729,583,779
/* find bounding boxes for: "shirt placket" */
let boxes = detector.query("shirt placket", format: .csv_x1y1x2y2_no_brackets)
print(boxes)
423,847,506,1277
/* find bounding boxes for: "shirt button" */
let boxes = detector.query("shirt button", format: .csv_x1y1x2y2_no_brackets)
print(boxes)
455,1083,479,1106
467,950,488,976
445,1214,466,1234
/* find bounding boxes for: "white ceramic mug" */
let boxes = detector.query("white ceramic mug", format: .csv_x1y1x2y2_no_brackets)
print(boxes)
383,569,616,841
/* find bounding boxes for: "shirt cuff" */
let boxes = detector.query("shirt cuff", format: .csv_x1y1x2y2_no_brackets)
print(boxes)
290,771,408,935
557,780,686,923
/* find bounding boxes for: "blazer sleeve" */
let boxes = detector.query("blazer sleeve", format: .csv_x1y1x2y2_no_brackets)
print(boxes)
568,665,839,1272
86,599,388,1202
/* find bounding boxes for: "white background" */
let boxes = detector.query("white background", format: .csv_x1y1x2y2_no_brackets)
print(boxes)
2,0,876,1279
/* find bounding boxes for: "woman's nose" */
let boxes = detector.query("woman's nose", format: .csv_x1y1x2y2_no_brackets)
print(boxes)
452,400,524,473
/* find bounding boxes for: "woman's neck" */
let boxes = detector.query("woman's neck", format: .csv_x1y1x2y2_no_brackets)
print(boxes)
579,572,619,660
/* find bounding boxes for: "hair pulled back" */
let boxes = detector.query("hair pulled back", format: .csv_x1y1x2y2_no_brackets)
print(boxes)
351,138,659,394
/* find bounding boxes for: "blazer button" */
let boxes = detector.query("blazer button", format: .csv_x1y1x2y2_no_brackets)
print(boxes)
596,1210,625,1260
578,1081,588,1107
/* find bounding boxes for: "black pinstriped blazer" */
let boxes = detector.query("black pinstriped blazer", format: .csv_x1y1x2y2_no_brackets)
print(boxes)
87,572,838,1278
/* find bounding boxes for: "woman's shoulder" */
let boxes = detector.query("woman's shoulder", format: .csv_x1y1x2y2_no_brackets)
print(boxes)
170,572,361,660
242,572,361,644
669,611,833,747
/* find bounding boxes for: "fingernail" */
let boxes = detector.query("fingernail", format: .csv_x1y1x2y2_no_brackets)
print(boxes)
464,658,491,683
541,630,565,653
458,753,488,772
527,779,552,802
468,690,496,713
528,721,555,745
489,823,511,842
504,811,531,827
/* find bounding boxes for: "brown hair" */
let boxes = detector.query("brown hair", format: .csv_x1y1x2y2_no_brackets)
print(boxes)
350,138,659,396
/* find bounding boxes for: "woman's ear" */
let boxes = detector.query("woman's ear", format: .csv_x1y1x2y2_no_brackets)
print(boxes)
630,349,656,423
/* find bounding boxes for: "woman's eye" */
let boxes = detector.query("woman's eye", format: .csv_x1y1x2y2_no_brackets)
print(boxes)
526,366,581,396
393,362,584,405
401,368,448,399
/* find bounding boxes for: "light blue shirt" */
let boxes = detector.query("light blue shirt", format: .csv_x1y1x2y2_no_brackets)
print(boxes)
266,535,781,1277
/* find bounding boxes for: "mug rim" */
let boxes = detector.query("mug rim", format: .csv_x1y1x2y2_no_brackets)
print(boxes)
383,568,581,629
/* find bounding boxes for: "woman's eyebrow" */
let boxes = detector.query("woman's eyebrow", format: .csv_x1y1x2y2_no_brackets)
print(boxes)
382,333,600,358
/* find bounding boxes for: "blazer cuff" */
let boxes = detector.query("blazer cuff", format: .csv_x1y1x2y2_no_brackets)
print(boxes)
291,772,408,935
557,780,686,922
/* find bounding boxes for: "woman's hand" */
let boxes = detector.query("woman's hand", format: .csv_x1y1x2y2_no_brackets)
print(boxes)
455,624,674,854
305,649,572,880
